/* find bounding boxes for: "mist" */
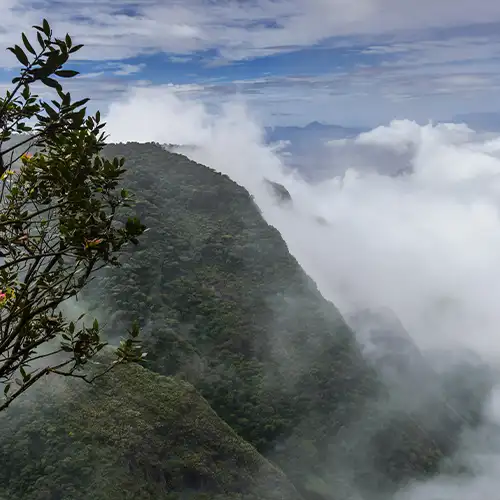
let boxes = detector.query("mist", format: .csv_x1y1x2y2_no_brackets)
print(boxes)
105,86,500,499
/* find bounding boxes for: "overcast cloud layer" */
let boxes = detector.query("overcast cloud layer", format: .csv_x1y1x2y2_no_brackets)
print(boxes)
2,1,500,125
2,0,500,62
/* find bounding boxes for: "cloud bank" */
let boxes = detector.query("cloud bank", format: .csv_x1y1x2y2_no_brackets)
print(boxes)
105,85,500,498
4,4,500,129
4,0,500,65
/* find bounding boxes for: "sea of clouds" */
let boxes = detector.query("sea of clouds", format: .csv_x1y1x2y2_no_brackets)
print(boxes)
105,86,500,499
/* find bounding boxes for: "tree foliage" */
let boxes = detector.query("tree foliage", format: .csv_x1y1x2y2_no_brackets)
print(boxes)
0,21,146,411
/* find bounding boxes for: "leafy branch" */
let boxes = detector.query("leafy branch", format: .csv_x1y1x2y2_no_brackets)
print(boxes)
0,20,147,411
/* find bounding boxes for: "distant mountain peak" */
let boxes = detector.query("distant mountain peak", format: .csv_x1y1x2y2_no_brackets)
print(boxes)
304,120,327,129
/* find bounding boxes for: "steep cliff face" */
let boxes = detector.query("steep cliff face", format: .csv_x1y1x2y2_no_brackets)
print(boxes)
0,362,304,500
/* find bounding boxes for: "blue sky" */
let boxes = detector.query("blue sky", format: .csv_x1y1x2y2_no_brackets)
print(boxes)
2,0,500,127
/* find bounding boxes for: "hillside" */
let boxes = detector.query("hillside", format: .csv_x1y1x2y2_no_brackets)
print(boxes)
0,362,303,500
84,143,380,497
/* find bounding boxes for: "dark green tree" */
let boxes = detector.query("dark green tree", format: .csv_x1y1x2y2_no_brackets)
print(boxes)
0,20,146,411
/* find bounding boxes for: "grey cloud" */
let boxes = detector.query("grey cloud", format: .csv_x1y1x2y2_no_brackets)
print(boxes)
2,0,500,65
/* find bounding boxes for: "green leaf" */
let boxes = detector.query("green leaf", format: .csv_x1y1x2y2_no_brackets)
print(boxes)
37,31,45,49
69,321,75,334
93,318,99,330
3,384,10,396
21,33,36,55
41,77,62,92
71,98,90,109
7,45,29,66
44,52,66,73
65,33,72,49
130,321,140,338
70,108,86,127
55,70,79,78
42,18,51,37
41,102,59,120
69,44,84,54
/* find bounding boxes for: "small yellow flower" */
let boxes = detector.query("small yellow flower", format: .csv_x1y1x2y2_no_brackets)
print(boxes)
0,170,15,181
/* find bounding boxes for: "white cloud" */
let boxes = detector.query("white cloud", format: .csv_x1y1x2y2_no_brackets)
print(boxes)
1,0,500,65
104,85,500,498
113,63,146,75
169,55,193,63
2,2,500,128
104,85,500,357
0,1,498,129
186,69,500,126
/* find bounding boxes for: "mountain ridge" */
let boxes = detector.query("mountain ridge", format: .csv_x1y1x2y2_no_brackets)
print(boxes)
0,142,493,500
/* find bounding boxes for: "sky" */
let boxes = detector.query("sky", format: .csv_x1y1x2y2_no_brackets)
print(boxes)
2,0,500,127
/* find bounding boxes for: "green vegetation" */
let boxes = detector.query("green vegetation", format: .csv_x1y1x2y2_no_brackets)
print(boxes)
0,360,303,500
85,144,378,480
0,23,145,411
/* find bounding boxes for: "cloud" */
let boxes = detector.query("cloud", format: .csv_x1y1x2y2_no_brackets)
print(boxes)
1,2,500,128
2,0,500,66
169,55,193,63
172,68,500,126
104,84,500,498
104,85,500,356
112,63,146,75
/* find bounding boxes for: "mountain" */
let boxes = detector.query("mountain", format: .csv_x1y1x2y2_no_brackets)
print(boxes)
347,308,432,383
265,121,365,146
0,359,303,500
86,142,381,498
265,122,368,181
0,143,493,500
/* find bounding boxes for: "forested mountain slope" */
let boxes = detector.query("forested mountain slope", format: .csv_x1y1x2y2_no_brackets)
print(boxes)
87,143,380,497
0,362,303,500
85,143,491,498
0,142,492,500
